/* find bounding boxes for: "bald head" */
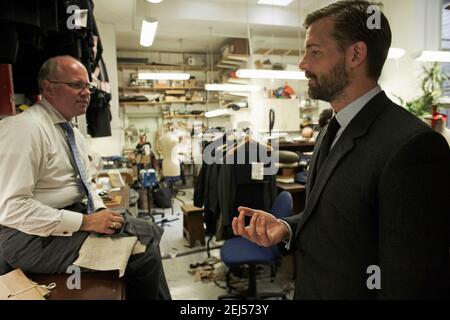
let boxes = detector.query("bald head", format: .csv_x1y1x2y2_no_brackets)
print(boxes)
38,56,87,93
38,56,91,121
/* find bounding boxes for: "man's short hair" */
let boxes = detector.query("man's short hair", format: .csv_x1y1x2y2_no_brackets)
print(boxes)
304,0,392,80
37,55,81,93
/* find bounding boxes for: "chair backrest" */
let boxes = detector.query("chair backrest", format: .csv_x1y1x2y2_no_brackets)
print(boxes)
271,191,293,219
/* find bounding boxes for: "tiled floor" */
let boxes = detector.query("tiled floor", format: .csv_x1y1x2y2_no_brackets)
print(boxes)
148,188,295,300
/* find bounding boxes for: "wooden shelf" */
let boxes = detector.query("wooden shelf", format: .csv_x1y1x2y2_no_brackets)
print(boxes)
125,113,161,119
119,100,219,106
253,48,301,56
216,53,249,70
222,53,249,61
120,87,204,91
118,64,207,72
163,114,205,119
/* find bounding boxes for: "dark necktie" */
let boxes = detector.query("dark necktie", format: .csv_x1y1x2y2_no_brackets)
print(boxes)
316,116,341,174
60,122,95,213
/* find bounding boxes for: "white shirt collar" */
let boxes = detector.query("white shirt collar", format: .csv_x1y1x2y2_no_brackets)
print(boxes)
38,99,70,125
335,85,382,131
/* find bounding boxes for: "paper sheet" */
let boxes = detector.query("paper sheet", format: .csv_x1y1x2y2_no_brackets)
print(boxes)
0,269,46,300
73,234,146,277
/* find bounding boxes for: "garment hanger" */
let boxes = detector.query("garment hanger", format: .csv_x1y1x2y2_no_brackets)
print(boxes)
226,131,273,156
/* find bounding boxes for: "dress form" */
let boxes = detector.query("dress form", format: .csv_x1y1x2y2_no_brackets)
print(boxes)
159,130,181,177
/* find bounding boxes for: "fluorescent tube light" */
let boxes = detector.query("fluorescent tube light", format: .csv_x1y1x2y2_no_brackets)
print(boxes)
236,69,307,80
387,48,405,59
140,20,158,47
257,0,294,6
205,84,262,92
138,73,190,80
147,0,163,3
416,51,450,62
204,109,231,118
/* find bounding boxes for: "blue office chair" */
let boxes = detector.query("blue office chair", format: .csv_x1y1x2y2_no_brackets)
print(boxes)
218,191,293,300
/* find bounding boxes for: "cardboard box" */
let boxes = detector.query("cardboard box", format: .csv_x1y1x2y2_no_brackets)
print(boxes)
185,79,197,88
154,81,171,89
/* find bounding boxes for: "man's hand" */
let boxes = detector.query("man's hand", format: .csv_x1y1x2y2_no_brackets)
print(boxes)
232,206,290,247
79,209,124,234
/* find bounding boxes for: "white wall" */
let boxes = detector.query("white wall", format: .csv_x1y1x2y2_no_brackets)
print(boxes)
381,0,442,103
84,22,124,157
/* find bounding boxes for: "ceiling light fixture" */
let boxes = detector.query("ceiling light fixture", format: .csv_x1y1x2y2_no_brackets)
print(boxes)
138,73,190,80
387,48,406,59
204,109,231,118
416,50,450,62
140,19,158,47
147,0,163,3
257,0,294,7
205,84,262,92
236,69,307,80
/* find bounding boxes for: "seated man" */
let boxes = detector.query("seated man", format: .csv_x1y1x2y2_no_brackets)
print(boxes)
0,55,171,300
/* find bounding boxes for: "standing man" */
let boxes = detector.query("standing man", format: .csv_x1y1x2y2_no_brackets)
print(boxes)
233,0,449,299
0,55,171,300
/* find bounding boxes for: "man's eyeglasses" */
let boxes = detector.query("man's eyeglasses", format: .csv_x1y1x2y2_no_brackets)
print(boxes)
48,80,97,93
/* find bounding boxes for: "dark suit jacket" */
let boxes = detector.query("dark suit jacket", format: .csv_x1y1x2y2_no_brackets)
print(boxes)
284,91,450,299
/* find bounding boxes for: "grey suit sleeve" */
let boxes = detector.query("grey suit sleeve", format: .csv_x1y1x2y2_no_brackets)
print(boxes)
281,212,304,250
378,130,450,299
283,212,304,231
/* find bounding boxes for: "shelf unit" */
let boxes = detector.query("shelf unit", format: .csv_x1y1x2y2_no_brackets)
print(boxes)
119,100,219,106
118,64,207,72
253,48,301,56
118,60,218,111
117,54,225,189
120,86,205,91
216,54,249,69
163,114,205,119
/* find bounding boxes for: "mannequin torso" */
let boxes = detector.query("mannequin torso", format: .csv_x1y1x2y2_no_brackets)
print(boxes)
159,131,181,177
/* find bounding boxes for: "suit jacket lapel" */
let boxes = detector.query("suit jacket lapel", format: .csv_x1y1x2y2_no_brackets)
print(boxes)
306,128,326,199
295,91,390,238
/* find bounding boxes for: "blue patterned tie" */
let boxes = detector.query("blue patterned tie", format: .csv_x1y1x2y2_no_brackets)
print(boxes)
60,122,95,213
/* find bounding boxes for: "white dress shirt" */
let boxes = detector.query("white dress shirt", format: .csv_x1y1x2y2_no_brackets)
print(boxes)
280,85,382,248
0,99,104,237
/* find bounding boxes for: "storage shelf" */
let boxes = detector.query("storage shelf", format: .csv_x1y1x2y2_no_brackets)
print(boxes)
163,114,205,119
125,113,161,119
216,53,249,70
120,86,205,91
118,64,207,72
120,100,218,106
253,48,301,56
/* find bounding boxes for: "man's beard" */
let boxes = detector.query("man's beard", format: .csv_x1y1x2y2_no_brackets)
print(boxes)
306,58,349,102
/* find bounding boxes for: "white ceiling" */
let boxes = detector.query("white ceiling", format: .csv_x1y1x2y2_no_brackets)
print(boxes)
93,0,333,53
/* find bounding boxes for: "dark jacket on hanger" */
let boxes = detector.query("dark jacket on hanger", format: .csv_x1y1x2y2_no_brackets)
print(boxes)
86,58,112,137
216,141,277,240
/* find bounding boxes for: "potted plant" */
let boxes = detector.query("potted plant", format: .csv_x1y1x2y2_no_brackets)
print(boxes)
397,62,449,118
